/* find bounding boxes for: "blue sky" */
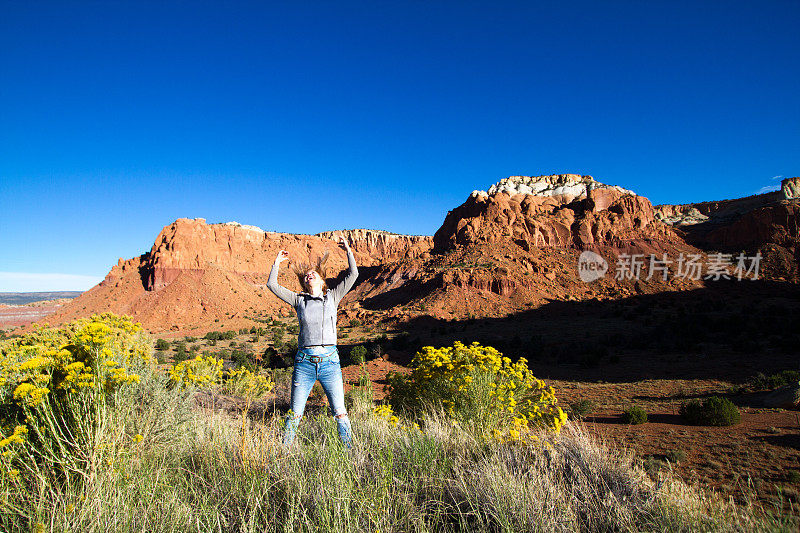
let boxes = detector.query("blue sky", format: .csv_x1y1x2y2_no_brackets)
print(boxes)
1,1,798,291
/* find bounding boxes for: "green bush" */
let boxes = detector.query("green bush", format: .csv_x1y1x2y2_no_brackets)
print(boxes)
350,345,367,364
231,349,255,371
173,342,188,363
680,396,741,426
155,338,170,351
622,405,648,425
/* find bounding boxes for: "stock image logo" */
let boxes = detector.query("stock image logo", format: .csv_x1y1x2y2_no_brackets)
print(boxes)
577,251,609,282
576,251,763,283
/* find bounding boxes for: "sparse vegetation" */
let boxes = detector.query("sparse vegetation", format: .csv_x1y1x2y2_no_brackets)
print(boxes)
666,449,688,464
751,369,800,390
568,399,595,420
204,330,236,341
681,396,741,426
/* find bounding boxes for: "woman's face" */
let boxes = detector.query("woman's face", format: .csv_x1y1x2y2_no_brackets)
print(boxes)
304,269,322,290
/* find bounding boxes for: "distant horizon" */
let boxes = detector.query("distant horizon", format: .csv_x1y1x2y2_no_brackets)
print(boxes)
2,2,797,291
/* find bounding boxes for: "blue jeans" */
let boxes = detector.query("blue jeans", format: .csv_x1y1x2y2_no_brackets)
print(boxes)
283,346,352,447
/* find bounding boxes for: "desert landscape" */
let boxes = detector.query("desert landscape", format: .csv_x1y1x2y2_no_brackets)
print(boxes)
3,3,798,529
5,173,799,520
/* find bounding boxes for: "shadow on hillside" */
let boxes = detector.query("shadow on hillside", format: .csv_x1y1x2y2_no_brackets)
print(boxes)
382,278,800,384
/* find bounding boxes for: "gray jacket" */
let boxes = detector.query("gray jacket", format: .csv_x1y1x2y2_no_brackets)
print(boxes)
267,247,359,348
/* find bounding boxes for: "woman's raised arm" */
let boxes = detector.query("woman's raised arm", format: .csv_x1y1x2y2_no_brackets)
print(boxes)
266,250,298,307
329,237,359,304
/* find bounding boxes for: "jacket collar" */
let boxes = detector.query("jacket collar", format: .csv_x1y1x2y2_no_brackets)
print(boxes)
298,291,328,300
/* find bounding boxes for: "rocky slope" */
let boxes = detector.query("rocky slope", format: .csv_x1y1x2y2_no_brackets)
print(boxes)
35,219,433,333
345,175,708,324
655,176,800,281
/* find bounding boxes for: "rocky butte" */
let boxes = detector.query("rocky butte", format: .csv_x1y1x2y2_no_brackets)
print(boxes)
142,220,432,291
435,174,682,254
37,220,432,333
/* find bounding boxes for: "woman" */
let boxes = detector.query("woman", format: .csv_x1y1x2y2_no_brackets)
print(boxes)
267,236,359,447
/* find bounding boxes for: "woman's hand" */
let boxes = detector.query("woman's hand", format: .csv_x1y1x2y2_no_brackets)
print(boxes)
338,236,350,250
275,250,289,264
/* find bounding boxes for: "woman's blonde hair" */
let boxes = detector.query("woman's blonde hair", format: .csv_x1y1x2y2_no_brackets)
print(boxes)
291,251,330,294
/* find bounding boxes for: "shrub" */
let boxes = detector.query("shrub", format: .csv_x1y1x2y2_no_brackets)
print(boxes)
622,405,648,425
261,346,290,369
0,313,151,485
680,396,741,426
666,449,688,463
369,342,383,360
350,345,367,364
751,370,800,390
155,338,170,351
283,338,298,358
568,399,595,420
231,348,256,371
168,355,223,388
221,367,274,400
349,318,362,327
173,342,189,363
387,341,567,444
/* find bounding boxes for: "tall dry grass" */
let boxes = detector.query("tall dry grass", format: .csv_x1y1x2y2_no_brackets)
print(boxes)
4,382,794,532
2,317,795,532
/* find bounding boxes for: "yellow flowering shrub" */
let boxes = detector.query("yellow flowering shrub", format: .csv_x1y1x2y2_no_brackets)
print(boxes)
221,367,275,399
168,355,224,388
0,313,152,481
388,341,567,444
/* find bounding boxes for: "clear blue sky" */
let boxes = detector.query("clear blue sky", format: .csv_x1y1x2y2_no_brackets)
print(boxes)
1,1,798,291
